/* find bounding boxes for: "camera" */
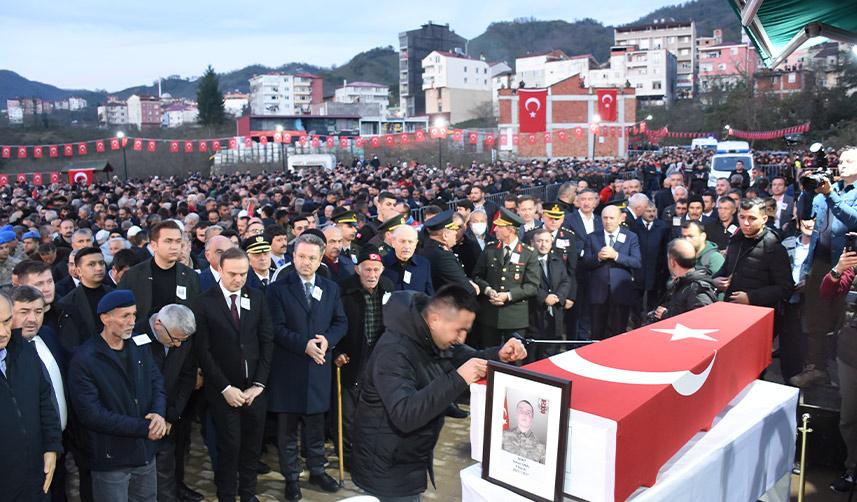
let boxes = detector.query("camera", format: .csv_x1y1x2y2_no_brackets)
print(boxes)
846,233,857,253
799,143,836,191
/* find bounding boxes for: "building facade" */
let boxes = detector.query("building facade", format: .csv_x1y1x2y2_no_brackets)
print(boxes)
399,22,467,117
587,46,676,104
334,81,390,110
615,21,696,98
162,102,199,128
249,73,323,116
223,92,249,117
422,50,492,125
126,95,161,129
97,99,129,126
491,62,513,116
698,41,762,92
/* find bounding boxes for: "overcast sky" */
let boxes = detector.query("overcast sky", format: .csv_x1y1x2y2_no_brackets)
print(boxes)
2,0,677,91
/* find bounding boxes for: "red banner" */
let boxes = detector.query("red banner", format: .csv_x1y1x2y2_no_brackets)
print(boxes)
170,141,179,153
596,89,618,122
1,147,10,159
518,88,548,133
147,140,156,152
63,145,73,157
34,146,43,159
49,172,60,184
77,143,88,155
415,130,426,142
32,173,43,185
96,140,105,153
133,139,143,151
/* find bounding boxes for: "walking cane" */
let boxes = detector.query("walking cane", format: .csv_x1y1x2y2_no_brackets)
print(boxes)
336,365,345,487
797,413,812,502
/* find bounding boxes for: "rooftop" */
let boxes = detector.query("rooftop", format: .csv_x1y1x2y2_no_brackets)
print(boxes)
616,20,694,33
342,81,388,88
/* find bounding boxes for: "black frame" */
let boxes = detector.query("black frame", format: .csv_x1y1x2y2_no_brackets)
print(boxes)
481,360,572,502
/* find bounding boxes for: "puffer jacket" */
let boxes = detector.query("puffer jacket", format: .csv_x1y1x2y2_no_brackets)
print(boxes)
350,291,499,497
663,269,717,319
714,227,794,307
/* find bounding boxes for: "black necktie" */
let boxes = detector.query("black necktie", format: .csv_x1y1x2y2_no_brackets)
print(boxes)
503,246,511,264
261,277,268,287
229,294,240,329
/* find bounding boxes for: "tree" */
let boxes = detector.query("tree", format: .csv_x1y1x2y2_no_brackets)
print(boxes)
196,65,225,127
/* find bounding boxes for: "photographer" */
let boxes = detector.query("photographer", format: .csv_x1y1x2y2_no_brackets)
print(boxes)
819,246,857,492
791,147,857,388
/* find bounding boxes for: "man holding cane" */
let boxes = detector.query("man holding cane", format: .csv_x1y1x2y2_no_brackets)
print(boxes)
351,285,527,502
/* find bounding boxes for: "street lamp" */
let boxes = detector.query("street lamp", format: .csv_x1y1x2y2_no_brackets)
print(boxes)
276,124,287,172
433,117,447,168
116,131,128,180
591,113,601,159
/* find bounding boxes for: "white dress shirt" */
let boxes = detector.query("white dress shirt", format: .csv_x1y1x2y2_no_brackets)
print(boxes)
579,210,595,234
219,282,241,319
31,336,67,430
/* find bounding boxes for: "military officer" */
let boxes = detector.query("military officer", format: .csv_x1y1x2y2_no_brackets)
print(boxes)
501,400,546,464
419,210,479,295
331,207,362,264
369,215,406,257
472,208,540,348
0,230,21,288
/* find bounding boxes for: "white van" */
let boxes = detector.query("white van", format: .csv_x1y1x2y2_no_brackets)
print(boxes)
708,141,753,188
691,137,718,150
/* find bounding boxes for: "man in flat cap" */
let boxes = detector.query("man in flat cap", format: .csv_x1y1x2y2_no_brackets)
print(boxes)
419,210,478,295
68,289,167,502
472,208,540,348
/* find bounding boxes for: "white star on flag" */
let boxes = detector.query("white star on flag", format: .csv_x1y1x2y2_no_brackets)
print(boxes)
651,323,718,342
529,112,537,118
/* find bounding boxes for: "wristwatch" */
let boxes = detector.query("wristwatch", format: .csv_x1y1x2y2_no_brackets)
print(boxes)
830,268,843,280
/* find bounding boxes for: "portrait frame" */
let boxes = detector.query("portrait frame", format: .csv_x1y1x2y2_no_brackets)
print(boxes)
481,360,572,502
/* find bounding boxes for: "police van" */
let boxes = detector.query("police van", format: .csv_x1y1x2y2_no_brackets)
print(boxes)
707,141,753,188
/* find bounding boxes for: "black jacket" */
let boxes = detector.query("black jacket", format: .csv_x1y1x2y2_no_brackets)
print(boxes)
335,273,395,388
528,253,572,339
351,291,500,497
662,270,717,319
118,259,200,335
0,333,63,500
714,227,794,307
56,283,114,352
419,238,476,295
145,322,197,425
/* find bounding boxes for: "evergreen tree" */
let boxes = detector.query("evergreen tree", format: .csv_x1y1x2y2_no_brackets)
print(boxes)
196,65,225,126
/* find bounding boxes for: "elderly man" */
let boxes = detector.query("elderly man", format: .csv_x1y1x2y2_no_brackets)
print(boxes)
68,289,167,502
583,205,642,340
0,290,63,501
528,228,571,361
147,304,197,502
321,225,355,283
382,225,434,295
420,210,477,295
502,400,546,463
199,235,236,292
266,234,346,500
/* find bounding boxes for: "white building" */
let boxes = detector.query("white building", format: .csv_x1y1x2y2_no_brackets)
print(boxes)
5,100,23,124
587,46,676,104
162,102,199,128
223,92,249,117
334,81,390,110
68,97,87,111
614,20,696,98
249,73,321,116
97,99,129,126
513,50,597,89
422,50,492,124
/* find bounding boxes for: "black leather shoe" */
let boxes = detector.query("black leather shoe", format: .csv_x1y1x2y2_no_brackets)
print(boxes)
285,481,302,501
256,460,271,474
178,483,205,502
446,403,469,419
308,472,340,493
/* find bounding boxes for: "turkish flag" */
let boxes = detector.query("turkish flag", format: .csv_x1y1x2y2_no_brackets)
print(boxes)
273,132,282,143
298,135,307,146
283,133,292,144
1,147,10,159
452,129,463,142
311,137,320,148
502,397,509,431
147,140,156,152
228,138,237,150
429,127,439,139
355,137,365,148
543,131,552,143
640,122,647,133
558,130,567,142
400,133,409,144
49,172,60,184
500,134,507,146
415,130,426,142
596,89,618,122
468,132,478,145
527,133,536,145
518,88,548,133
32,173,43,185
212,140,222,151
575,127,584,138
49,145,58,158
326,137,335,148
16,173,27,183
339,137,349,149
244,137,253,148
199,141,208,153
370,137,381,148
169,141,179,153
111,138,120,150
512,134,519,146
77,143,88,155
384,134,394,146
96,140,105,153
133,139,143,151
34,146,43,159
18,147,27,159
0,175,7,186
68,168,94,185
260,136,269,145
184,141,193,153
485,134,495,145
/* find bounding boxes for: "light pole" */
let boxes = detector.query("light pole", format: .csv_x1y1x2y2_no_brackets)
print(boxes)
590,114,601,159
116,131,128,180
434,117,447,168
276,124,287,172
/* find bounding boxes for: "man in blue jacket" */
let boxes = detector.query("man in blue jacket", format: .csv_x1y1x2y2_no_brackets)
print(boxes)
68,289,167,502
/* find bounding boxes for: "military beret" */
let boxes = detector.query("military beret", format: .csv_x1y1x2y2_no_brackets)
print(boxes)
423,210,460,232
494,207,524,228
22,231,40,241
97,289,136,314
357,249,384,265
242,234,271,254
0,225,13,233
0,230,16,244
378,215,406,234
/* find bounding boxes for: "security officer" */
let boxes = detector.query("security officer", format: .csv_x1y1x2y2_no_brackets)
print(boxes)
331,208,362,264
501,400,546,463
419,210,478,295
370,215,407,257
0,230,20,288
472,208,540,347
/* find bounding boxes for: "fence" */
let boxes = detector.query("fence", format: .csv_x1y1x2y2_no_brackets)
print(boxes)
408,182,563,223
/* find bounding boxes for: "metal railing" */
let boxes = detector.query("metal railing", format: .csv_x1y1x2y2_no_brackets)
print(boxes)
408,182,564,222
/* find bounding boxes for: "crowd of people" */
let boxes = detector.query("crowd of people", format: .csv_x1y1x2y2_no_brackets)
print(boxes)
1,144,857,502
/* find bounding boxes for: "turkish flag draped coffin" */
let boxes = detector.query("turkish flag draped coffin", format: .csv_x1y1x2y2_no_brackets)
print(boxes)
597,89,619,122
470,303,774,502
518,88,548,133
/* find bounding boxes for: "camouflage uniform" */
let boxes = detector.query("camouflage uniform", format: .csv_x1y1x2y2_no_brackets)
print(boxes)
501,427,546,463
0,256,19,288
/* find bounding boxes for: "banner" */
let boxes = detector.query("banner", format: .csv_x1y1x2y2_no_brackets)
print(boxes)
518,88,548,133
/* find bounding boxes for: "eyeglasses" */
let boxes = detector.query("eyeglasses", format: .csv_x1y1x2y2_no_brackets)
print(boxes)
162,324,191,346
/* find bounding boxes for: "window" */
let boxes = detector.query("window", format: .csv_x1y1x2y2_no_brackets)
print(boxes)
464,77,468,83
653,81,662,90
788,73,796,83
669,36,677,43
484,79,488,85
718,63,726,71
464,66,467,72
731,47,738,55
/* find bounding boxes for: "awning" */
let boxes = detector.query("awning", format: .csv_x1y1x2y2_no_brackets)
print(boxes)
728,0,857,68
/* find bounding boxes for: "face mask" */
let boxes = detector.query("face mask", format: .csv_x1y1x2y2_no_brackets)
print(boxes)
471,222,487,236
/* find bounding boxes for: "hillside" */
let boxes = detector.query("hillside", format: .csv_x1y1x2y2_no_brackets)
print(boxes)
628,0,741,41
0,70,104,105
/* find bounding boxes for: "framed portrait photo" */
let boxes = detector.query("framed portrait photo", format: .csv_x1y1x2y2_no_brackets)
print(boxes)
481,361,572,502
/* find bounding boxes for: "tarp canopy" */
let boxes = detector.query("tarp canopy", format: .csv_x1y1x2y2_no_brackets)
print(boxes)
728,0,857,68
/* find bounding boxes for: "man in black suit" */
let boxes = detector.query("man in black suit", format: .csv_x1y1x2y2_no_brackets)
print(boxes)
527,228,572,361
15,260,61,334
147,304,199,502
103,249,140,289
467,184,499,221
770,176,795,232
631,202,670,324
563,189,601,339
199,235,236,293
194,247,273,502
534,201,579,339
56,247,112,351
54,250,78,300
654,172,686,218
119,220,200,335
